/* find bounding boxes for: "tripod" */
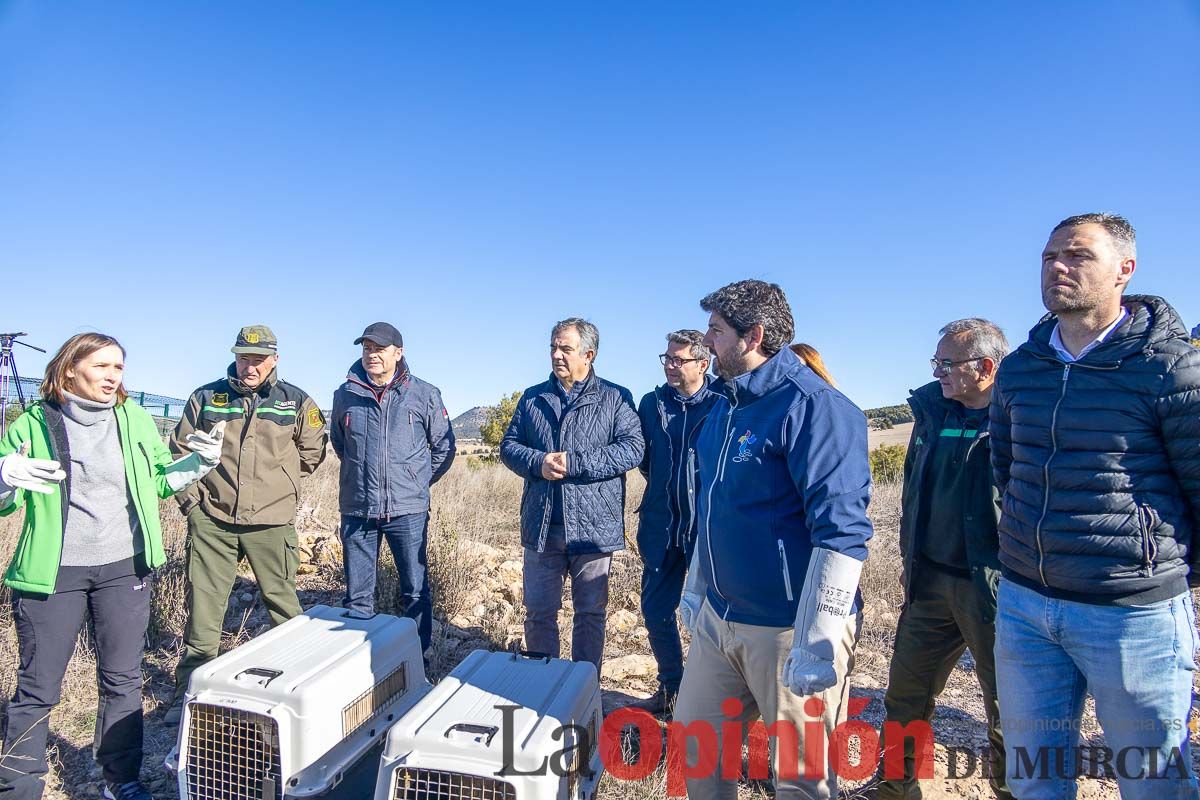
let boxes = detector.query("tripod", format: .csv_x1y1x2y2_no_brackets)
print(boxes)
1,332,47,436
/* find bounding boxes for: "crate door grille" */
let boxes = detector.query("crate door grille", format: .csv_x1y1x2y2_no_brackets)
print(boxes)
185,703,282,800
392,767,517,800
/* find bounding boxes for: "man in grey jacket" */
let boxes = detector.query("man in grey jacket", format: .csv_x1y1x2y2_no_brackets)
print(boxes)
331,322,455,650
500,318,644,673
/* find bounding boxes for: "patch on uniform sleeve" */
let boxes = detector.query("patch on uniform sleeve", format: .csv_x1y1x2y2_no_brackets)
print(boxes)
211,393,229,407
307,407,325,429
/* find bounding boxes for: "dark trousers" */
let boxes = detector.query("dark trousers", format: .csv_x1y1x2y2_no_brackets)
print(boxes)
879,564,1010,800
522,525,612,673
174,511,301,698
340,513,432,650
1,559,150,800
640,544,689,692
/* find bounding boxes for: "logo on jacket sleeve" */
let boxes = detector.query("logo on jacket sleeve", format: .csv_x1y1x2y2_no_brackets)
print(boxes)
731,430,758,463
211,393,229,407
307,407,325,429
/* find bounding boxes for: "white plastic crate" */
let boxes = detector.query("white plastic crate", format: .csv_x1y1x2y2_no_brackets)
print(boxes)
169,605,431,800
375,650,603,800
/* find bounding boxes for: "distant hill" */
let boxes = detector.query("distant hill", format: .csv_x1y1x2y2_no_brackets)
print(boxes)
863,403,912,427
451,406,488,440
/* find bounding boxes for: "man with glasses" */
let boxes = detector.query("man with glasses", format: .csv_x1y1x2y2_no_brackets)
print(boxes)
629,330,719,716
990,214,1200,798
877,319,1011,800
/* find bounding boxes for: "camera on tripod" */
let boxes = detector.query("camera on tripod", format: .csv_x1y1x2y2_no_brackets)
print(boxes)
1,332,47,436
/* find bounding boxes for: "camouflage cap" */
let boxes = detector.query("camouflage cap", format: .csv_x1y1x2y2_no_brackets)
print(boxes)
231,325,279,355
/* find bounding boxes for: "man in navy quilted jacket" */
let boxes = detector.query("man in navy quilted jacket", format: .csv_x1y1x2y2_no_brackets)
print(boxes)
990,213,1200,798
500,318,644,673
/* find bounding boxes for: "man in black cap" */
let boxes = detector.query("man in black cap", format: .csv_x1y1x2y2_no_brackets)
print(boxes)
330,322,455,648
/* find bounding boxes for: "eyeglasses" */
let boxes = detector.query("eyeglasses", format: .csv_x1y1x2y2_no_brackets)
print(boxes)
659,354,705,368
930,357,984,373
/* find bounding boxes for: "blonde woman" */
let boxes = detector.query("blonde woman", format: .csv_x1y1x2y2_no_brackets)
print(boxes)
790,342,836,386
0,333,224,800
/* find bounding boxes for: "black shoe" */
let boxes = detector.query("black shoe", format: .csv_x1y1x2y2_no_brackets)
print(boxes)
162,695,184,727
101,781,154,800
627,685,678,717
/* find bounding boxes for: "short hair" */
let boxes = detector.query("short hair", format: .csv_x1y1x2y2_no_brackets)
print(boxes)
552,317,599,357
42,332,129,406
699,279,794,357
665,329,711,362
939,318,1009,368
1052,212,1137,261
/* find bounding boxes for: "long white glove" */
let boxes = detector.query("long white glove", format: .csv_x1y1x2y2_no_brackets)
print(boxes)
781,547,863,696
164,421,226,492
185,421,226,466
679,538,707,632
0,442,66,496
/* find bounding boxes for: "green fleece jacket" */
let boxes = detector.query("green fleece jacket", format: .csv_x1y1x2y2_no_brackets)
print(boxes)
0,400,178,594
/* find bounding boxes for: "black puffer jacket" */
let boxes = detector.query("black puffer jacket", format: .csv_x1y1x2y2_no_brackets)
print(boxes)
990,294,1200,602
500,370,644,555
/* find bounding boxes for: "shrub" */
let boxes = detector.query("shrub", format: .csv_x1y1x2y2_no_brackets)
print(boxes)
869,443,907,485
480,390,522,449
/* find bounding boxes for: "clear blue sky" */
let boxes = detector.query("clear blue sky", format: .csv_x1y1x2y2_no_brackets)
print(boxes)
2,1,1197,417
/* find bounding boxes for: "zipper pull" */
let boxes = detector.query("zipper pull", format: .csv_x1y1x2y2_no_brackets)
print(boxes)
1063,364,1071,381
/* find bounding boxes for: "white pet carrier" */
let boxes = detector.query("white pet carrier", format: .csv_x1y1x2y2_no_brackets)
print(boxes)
169,604,431,800
375,650,604,800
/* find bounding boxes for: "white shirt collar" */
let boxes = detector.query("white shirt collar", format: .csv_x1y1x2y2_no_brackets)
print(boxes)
1049,307,1129,363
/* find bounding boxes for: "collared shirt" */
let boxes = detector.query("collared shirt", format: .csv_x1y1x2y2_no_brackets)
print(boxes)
1049,307,1129,363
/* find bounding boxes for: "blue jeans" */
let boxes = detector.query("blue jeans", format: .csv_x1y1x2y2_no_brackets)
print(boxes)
340,513,432,650
994,578,1198,799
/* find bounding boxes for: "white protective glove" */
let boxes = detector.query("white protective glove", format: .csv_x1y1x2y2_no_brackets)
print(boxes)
679,534,707,632
781,547,863,696
185,420,226,466
164,421,226,492
0,442,66,496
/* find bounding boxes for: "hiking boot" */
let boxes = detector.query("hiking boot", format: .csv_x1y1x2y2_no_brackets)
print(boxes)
162,695,185,726
101,781,154,800
627,685,678,717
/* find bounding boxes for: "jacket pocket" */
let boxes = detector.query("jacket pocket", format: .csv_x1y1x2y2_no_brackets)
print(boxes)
1137,505,1158,577
777,539,795,602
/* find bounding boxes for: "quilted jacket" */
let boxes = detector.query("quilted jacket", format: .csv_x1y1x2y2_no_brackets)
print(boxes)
991,294,1200,602
500,370,644,555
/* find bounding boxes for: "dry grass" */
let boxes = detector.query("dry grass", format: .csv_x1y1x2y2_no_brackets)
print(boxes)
0,453,1139,799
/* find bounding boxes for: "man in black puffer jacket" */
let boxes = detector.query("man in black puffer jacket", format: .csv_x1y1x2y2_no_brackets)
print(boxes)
501,318,644,673
990,213,1200,799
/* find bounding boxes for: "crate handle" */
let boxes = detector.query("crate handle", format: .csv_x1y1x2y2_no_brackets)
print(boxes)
510,649,552,662
236,667,284,686
444,723,499,746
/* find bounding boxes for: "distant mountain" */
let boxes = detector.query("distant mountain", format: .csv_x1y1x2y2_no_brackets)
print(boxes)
451,406,489,440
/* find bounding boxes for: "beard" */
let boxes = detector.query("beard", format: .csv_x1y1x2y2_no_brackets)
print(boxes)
713,349,751,380
1042,284,1101,314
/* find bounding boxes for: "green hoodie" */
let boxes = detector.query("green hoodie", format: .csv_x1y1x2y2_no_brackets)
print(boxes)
0,400,177,594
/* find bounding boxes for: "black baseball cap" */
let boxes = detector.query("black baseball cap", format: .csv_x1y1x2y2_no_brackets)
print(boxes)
354,322,403,348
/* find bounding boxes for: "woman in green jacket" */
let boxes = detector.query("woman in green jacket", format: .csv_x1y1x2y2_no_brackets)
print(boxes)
0,333,225,800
